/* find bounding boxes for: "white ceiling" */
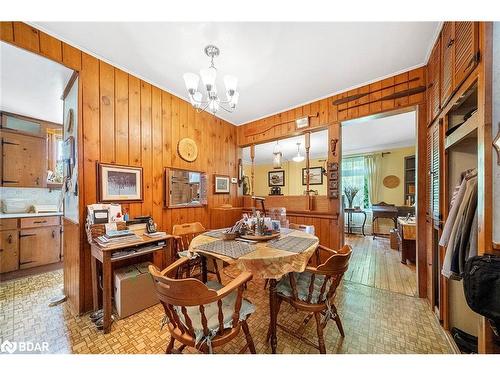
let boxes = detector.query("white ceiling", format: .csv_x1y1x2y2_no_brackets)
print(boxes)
342,111,416,155
0,41,73,124
32,22,439,125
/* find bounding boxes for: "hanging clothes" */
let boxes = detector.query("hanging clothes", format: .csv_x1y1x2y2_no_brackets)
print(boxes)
441,170,478,279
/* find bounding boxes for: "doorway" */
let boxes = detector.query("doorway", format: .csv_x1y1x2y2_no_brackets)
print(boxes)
0,40,76,290
340,109,418,296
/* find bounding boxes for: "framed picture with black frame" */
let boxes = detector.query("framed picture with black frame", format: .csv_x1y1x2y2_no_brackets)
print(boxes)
98,163,143,202
268,170,285,187
302,167,324,185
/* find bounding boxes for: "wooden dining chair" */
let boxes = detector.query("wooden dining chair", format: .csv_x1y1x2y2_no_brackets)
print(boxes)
172,222,222,283
264,223,316,289
149,259,256,354
272,244,352,353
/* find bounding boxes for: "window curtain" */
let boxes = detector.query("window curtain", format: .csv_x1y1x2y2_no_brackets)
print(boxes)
341,156,366,209
364,154,381,206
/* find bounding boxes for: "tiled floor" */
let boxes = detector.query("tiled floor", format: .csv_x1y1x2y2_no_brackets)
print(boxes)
0,265,454,354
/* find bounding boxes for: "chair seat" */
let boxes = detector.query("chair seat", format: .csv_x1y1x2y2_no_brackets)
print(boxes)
277,271,331,304
175,281,255,344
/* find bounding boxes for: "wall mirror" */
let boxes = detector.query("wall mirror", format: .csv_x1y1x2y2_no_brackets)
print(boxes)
0,41,74,189
165,168,207,207
241,129,328,197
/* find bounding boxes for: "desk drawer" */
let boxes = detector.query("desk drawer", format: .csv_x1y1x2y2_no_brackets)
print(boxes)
20,216,60,228
0,218,18,230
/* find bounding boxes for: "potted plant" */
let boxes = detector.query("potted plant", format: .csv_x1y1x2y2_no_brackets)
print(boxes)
343,185,359,209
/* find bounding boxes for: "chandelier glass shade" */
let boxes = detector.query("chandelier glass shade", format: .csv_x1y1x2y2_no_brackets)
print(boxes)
292,142,305,163
273,141,282,169
183,45,239,115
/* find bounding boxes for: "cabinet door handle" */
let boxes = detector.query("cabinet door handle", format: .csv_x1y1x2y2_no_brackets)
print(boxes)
7,234,12,244
52,230,55,239
20,233,36,238
2,179,20,184
447,38,455,48
33,220,47,224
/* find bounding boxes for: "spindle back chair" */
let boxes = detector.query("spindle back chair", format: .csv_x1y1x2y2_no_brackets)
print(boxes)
274,244,352,353
149,259,256,354
172,222,222,283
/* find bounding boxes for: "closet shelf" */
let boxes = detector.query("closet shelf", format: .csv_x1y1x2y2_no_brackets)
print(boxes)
445,111,479,149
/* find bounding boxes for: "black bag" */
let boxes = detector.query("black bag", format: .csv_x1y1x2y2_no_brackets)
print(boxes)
463,255,500,336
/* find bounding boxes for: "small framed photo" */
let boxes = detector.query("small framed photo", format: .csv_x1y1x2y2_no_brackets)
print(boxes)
302,167,324,185
98,163,143,202
268,170,285,187
214,175,230,194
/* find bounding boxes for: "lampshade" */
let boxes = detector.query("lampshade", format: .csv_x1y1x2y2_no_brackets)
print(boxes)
273,141,281,154
183,72,199,92
190,92,202,108
292,143,305,162
224,75,238,93
273,152,282,169
230,92,239,108
200,67,217,89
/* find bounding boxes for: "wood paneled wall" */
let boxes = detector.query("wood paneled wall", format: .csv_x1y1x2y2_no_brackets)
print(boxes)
0,22,239,313
237,67,426,146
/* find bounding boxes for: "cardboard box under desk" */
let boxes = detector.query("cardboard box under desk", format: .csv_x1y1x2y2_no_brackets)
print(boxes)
114,262,159,319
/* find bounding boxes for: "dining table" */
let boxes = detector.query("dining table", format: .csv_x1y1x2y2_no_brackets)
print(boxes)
188,228,319,354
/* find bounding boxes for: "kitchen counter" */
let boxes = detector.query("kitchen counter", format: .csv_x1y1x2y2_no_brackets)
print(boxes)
0,212,63,219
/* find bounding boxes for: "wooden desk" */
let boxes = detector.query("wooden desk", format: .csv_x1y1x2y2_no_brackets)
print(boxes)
189,229,319,354
90,234,172,333
371,203,398,237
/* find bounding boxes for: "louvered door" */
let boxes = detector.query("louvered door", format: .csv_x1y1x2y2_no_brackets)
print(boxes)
430,121,441,224
427,37,441,124
454,22,479,89
440,22,455,107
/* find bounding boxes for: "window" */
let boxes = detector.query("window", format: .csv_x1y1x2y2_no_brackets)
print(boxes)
342,156,369,209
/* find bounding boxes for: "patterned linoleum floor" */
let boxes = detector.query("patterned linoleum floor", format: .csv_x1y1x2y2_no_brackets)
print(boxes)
0,267,455,354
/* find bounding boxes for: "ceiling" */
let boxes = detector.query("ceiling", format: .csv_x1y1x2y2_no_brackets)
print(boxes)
242,111,416,164
32,22,439,125
342,110,416,155
0,41,73,124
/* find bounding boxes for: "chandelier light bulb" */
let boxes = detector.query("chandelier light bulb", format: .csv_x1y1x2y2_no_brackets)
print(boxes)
200,66,217,91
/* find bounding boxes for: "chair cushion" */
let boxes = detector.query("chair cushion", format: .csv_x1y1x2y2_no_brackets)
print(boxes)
175,280,255,344
276,271,331,304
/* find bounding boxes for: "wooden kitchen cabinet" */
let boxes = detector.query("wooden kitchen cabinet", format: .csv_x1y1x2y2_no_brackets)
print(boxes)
0,230,19,273
1,130,46,187
19,226,61,269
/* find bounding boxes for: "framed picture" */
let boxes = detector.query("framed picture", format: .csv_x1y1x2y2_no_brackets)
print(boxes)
302,167,324,185
214,174,230,194
98,163,143,202
268,170,285,187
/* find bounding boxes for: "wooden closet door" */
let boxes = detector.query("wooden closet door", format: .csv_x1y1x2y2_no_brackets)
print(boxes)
440,22,455,107
454,22,479,89
427,37,441,124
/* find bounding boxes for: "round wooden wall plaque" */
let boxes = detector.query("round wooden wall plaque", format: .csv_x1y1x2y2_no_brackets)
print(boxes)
177,137,198,162
383,175,400,189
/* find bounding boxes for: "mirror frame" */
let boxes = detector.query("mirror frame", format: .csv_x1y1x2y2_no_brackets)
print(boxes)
164,167,208,208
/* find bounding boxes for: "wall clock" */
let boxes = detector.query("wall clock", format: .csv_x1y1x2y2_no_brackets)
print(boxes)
177,138,198,162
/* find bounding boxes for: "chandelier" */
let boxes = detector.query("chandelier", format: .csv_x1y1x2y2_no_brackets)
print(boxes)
292,142,305,163
183,45,239,115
